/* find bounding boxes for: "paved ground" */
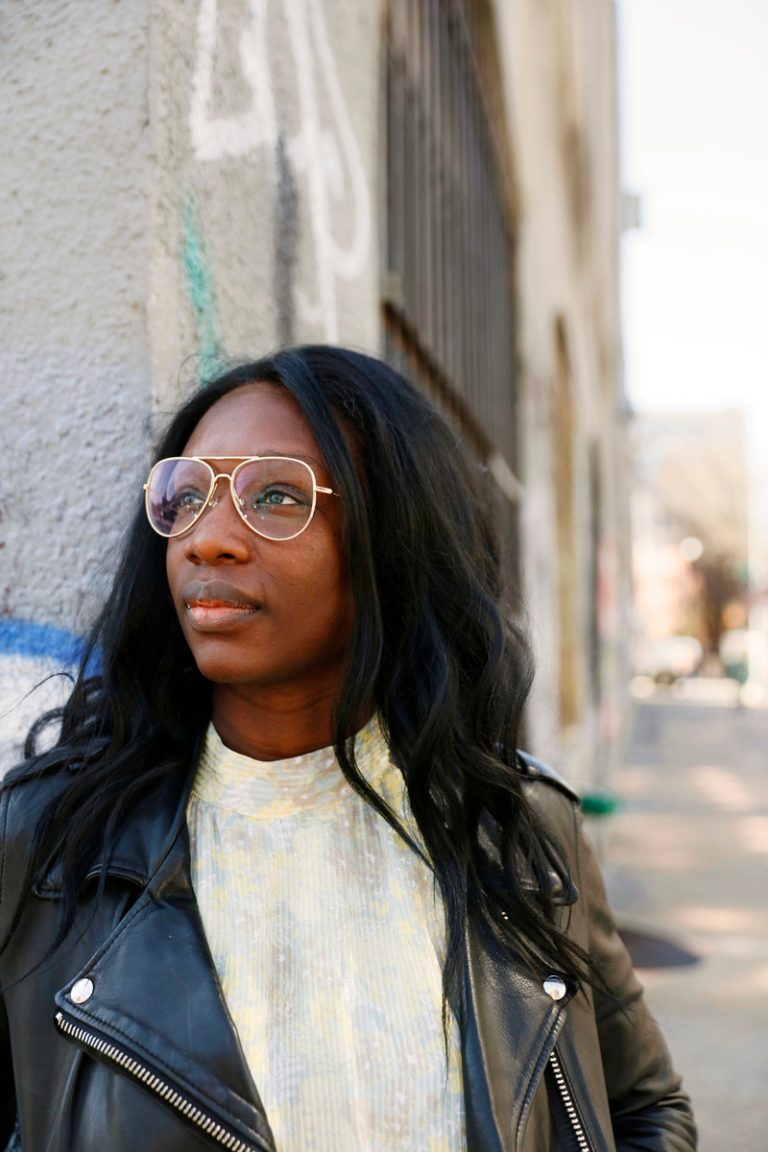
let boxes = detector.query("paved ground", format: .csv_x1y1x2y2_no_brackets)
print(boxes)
598,694,768,1152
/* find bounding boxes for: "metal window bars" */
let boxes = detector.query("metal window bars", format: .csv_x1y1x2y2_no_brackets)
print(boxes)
382,0,522,595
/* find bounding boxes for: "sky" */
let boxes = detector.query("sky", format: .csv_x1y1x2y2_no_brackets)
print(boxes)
619,0,768,453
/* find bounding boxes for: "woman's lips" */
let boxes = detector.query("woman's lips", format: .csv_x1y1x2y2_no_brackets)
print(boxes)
181,579,262,630
185,603,259,629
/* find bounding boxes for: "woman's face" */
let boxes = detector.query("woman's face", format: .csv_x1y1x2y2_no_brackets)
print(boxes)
165,383,355,699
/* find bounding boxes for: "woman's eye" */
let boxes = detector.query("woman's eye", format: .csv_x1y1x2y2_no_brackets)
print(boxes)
174,488,207,511
253,486,305,507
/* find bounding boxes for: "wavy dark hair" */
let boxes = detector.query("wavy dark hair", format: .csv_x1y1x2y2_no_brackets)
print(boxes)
5,345,588,999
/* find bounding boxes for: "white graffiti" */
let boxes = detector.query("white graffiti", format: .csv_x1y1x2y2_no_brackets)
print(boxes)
190,0,371,341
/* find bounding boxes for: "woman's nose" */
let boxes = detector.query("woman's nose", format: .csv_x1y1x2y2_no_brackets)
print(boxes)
182,481,253,562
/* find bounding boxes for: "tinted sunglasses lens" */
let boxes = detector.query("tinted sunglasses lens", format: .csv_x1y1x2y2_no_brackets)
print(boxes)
146,459,212,537
234,458,315,540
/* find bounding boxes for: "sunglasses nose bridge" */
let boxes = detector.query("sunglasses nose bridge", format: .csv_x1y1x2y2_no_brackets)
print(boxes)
205,470,240,514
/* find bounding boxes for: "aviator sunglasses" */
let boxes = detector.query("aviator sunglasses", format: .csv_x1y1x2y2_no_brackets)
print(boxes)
144,456,338,542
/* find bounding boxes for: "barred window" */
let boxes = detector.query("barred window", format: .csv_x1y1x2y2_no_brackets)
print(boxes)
382,0,522,593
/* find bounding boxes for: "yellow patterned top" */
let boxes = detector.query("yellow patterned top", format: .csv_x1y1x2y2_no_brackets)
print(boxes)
187,716,465,1152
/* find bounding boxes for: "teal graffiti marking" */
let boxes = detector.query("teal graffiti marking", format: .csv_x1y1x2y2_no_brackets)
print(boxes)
182,202,223,381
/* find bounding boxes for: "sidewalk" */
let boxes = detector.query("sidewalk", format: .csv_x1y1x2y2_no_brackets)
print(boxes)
600,696,768,1152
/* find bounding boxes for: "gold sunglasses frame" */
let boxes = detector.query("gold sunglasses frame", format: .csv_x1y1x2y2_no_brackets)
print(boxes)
144,455,338,541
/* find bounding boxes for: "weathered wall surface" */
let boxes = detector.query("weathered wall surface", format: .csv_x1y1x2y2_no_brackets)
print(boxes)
0,3,154,761
1,3,153,628
1,0,384,765
147,0,381,406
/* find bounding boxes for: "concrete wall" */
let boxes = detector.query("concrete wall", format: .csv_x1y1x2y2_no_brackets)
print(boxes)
1,0,385,765
147,0,382,406
1,3,153,630
1,2,155,763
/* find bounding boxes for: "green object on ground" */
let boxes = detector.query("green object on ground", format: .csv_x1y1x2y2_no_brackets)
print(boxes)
580,790,621,817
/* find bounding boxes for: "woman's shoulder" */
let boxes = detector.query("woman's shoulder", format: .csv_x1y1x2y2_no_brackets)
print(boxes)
2,752,73,805
0,759,79,941
513,751,583,901
515,750,580,803
515,750,581,836
0,757,72,864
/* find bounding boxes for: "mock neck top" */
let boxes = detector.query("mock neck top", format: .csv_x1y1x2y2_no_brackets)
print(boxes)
190,715,406,821
187,717,465,1152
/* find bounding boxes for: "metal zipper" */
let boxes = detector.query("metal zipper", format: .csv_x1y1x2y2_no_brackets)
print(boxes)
548,1047,592,1152
55,1012,268,1152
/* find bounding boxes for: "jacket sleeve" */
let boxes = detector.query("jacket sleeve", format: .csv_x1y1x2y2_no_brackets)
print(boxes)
574,810,697,1151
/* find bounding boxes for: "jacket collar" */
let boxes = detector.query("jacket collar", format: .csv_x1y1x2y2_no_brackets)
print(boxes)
39,746,577,900
35,758,195,897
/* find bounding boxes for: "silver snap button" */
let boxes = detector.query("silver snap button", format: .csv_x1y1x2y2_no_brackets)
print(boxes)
543,974,567,1001
70,977,94,1005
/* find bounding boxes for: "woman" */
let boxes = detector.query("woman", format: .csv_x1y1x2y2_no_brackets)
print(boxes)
0,346,695,1151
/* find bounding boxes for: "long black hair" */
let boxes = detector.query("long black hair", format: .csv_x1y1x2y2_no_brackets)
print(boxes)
5,345,588,997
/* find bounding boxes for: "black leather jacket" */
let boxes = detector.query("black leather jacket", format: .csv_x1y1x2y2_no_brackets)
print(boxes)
0,753,696,1152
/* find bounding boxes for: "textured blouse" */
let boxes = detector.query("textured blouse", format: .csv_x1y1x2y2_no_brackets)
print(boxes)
187,717,465,1152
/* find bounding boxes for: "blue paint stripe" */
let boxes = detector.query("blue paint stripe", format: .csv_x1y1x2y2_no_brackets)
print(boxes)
0,619,84,665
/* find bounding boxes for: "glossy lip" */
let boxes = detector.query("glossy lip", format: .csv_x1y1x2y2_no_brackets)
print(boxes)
181,579,262,631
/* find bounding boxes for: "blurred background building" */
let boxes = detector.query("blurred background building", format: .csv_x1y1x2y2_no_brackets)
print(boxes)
1,0,628,787
632,410,751,673
622,0,768,714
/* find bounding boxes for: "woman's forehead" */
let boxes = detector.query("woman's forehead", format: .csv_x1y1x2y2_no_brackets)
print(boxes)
183,383,321,458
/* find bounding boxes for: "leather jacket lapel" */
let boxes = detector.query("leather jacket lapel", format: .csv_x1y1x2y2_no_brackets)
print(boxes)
461,914,574,1152
53,831,276,1152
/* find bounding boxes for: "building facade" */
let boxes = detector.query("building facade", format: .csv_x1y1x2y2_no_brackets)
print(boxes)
1,0,628,786
631,409,751,676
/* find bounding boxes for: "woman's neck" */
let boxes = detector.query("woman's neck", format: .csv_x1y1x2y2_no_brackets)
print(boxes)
210,683,370,761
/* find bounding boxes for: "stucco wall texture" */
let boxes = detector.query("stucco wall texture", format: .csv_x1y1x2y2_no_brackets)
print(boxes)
149,0,380,402
1,1,384,762
1,3,153,630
